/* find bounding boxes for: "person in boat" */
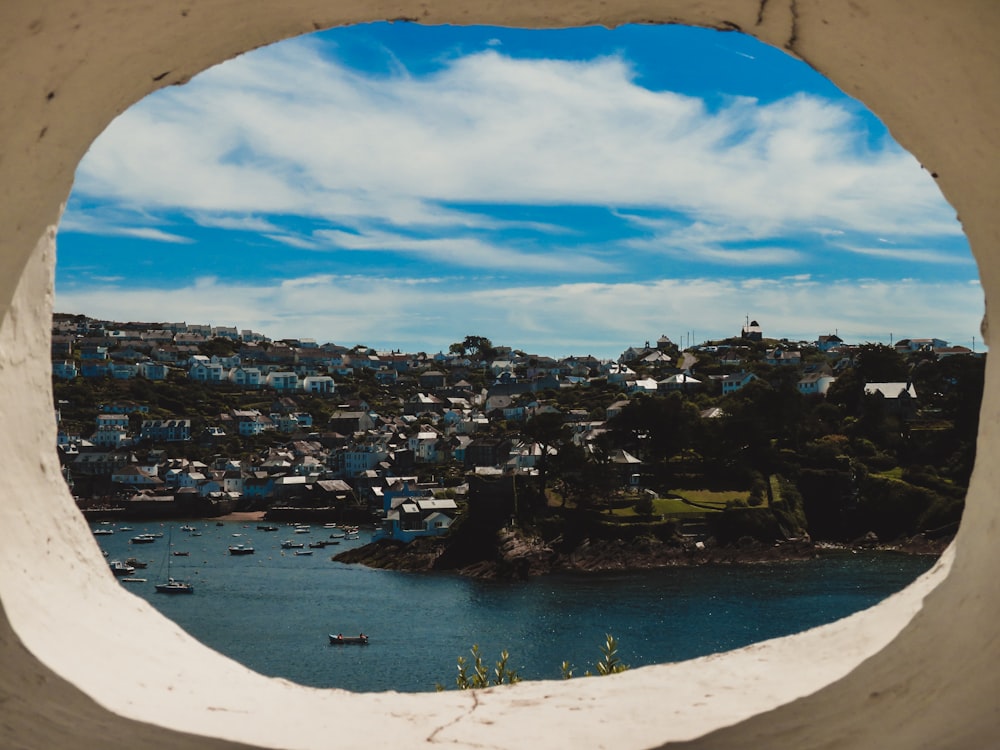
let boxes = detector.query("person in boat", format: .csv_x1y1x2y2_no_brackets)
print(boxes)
337,633,343,641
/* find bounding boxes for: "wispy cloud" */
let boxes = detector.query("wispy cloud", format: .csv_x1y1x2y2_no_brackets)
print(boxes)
314,228,612,273
838,244,973,265
59,211,194,244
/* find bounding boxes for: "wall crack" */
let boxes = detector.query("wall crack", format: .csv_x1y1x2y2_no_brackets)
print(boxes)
786,0,800,50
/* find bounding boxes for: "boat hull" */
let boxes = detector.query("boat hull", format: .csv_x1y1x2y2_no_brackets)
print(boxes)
329,634,369,645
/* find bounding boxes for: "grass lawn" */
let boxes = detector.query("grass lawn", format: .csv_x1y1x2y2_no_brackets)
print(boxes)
611,489,750,517
670,488,752,509
875,467,904,481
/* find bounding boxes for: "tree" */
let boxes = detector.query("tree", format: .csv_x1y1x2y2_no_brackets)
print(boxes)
521,411,570,499
856,343,909,383
451,335,497,363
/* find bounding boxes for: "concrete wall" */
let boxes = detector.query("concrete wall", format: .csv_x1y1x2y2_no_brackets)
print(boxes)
0,1,997,748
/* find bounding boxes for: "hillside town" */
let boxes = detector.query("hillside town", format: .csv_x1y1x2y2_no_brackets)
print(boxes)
54,313,982,548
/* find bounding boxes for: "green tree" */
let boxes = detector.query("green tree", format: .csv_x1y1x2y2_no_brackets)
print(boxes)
451,335,497,363
521,411,569,499
856,343,909,382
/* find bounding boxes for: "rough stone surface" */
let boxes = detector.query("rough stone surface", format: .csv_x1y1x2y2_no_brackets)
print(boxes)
0,1,998,749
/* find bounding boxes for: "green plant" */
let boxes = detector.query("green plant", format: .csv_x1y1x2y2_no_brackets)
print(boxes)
442,645,521,690
592,633,628,676
441,635,627,689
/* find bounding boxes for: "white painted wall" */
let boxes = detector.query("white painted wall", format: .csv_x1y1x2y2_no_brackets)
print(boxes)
0,1,998,749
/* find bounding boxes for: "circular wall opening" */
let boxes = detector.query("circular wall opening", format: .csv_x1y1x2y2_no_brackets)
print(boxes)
2,3,998,749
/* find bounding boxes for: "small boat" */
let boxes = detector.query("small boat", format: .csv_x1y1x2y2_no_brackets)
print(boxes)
156,529,193,594
109,560,134,577
120,577,146,584
118,526,133,531
257,524,279,532
179,524,196,532
308,541,327,549
294,550,314,556
344,533,360,540
215,521,225,527
329,531,345,539
124,557,148,569
130,534,157,544
329,633,369,645
93,528,114,536
155,577,193,594
280,540,304,549
294,527,311,534
228,544,255,555
327,540,340,545
172,551,190,557
322,523,338,529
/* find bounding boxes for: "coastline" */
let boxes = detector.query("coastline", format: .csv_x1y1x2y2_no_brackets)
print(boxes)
212,511,268,522
333,529,951,581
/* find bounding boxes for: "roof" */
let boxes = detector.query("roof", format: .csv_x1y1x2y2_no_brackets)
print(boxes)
864,382,918,399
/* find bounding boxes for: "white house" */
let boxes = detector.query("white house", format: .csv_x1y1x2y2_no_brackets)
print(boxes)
408,431,440,462
137,361,167,380
798,372,837,396
228,366,262,388
373,489,459,543
110,465,162,487
265,371,299,391
658,373,702,392
605,363,636,384
189,362,225,382
628,377,660,394
301,375,335,394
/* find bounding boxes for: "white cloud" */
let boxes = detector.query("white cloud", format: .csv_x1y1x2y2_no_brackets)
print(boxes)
193,214,284,232
838,244,972,265
314,228,612,273
70,38,961,250
59,210,193,244
265,233,323,250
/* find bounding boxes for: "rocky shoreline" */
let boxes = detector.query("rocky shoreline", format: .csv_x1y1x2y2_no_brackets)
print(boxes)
332,529,950,581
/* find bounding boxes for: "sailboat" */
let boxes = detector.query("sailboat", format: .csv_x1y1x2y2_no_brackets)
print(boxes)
155,527,194,594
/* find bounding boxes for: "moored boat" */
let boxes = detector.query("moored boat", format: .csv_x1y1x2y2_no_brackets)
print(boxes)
155,577,193,594
109,560,134,577
130,533,157,544
328,633,369,645
228,544,255,555
280,540,304,549
156,528,193,594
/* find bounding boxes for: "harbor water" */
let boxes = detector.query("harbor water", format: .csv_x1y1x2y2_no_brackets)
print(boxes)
93,521,936,693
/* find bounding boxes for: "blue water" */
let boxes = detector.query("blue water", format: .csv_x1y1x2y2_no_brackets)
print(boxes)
93,521,936,692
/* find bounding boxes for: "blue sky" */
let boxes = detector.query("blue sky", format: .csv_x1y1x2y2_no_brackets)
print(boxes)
56,23,981,358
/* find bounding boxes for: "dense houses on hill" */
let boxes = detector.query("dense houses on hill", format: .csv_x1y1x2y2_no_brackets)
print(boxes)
53,314,980,540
